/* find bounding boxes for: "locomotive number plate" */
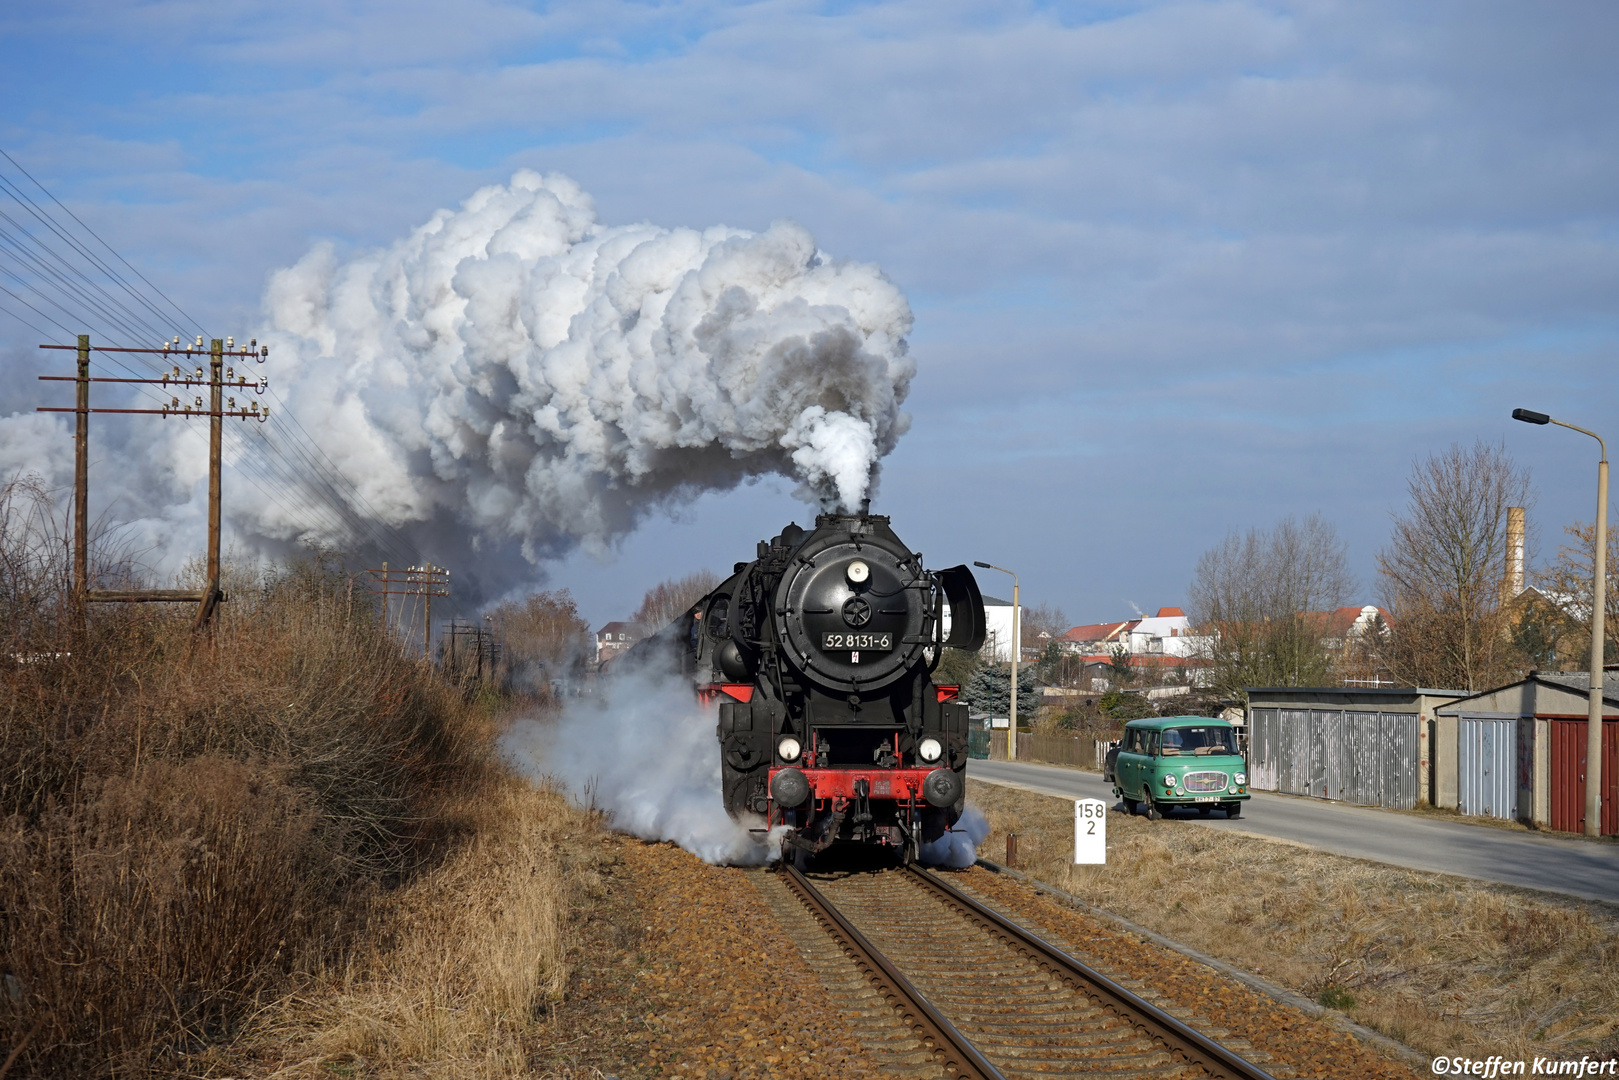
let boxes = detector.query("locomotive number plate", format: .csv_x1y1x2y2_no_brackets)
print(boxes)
822,632,893,650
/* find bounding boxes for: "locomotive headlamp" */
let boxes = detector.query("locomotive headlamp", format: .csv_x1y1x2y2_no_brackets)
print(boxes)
1235,772,1247,786
846,560,870,584
917,737,943,763
777,736,802,763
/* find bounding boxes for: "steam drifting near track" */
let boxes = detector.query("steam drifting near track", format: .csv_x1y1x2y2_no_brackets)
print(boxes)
259,170,915,563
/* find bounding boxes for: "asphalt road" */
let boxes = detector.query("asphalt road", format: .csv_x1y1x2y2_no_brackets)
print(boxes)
967,758,1619,905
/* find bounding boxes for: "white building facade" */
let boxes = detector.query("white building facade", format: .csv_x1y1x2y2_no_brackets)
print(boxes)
980,596,1022,663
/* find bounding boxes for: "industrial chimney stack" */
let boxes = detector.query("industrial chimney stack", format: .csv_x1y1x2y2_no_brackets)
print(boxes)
1504,506,1526,601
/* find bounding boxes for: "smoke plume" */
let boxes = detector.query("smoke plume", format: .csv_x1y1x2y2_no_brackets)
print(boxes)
0,171,914,591
258,170,914,568
501,671,787,866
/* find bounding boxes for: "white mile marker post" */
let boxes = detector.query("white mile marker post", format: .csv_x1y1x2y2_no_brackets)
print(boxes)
1074,798,1107,864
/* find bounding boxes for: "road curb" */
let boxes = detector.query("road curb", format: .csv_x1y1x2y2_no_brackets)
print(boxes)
972,856,1434,1074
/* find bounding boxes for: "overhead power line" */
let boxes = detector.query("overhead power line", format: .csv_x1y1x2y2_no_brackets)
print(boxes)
1,147,426,569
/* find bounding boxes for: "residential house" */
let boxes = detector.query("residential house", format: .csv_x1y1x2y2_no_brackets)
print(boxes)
980,596,1023,663
595,621,643,666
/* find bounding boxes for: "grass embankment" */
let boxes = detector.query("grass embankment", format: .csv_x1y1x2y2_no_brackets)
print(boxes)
969,779,1619,1065
0,530,594,1077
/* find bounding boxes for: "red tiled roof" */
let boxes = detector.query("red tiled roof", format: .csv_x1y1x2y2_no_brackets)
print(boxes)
1300,606,1389,637
1059,620,1137,643
1155,607,1185,618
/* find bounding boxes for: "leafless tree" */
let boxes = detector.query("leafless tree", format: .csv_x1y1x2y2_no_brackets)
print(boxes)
632,569,721,630
488,589,593,693
1535,518,1619,659
1375,439,1532,691
1021,602,1068,649
1188,513,1355,697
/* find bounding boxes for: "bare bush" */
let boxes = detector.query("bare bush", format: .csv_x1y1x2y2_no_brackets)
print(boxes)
1376,440,1532,690
1188,513,1355,697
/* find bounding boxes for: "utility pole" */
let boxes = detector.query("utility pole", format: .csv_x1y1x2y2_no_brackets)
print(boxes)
366,564,449,659
39,334,268,629
73,334,89,625
194,338,224,628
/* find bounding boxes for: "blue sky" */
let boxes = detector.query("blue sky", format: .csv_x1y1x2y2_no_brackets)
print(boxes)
3,0,1617,628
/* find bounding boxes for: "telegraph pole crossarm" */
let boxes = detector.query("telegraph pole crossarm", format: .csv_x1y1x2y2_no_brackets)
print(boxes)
37,335,270,626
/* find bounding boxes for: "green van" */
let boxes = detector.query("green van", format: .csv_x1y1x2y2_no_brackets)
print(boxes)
1111,716,1249,820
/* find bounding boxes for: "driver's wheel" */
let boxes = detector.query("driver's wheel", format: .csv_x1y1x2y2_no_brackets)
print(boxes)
1142,791,1160,821
1225,802,1243,819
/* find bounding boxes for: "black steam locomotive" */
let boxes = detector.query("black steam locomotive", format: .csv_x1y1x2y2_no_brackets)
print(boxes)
630,510,986,861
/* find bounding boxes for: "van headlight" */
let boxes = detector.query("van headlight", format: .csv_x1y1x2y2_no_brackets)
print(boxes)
1163,774,1176,788
777,737,802,763
1235,772,1247,785
918,737,943,763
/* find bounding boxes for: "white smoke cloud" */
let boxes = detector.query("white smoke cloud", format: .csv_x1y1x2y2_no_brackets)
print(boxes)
0,171,915,592
919,805,990,868
501,670,788,866
256,170,915,566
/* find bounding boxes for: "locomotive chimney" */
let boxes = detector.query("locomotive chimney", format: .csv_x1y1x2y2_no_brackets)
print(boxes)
859,497,871,517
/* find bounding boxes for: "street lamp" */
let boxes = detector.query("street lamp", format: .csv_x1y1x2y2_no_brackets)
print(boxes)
974,561,1020,762
1512,407,1609,838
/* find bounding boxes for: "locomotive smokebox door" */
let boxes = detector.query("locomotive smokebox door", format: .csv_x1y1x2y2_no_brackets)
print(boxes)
776,533,927,696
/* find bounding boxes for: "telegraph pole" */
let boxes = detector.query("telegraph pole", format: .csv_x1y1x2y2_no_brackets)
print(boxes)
366,564,449,658
73,334,89,622
194,338,225,628
39,334,268,629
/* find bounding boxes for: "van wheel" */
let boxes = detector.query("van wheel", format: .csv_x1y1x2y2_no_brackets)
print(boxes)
1225,803,1242,819
1122,798,1138,815
1142,793,1160,821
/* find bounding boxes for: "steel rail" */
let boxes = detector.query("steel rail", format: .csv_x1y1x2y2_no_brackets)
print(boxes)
904,864,1277,1080
778,863,1006,1080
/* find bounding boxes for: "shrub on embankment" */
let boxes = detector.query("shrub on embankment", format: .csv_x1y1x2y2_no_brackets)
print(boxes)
0,533,498,1076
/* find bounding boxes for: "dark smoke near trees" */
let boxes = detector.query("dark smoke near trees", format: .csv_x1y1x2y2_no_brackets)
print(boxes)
1376,440,1532,692
1188,513,1355,699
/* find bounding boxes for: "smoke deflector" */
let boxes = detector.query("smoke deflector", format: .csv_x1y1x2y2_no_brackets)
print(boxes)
937,565,986,651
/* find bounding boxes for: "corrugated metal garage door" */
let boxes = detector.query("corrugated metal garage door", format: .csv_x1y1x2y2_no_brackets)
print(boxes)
1549,718,1618,836
1458,715,1516,819
1249,708,1278,790
1245,708,1419,809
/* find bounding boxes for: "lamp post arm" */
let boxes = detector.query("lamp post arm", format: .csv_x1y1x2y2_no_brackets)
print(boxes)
1549,418,1608,462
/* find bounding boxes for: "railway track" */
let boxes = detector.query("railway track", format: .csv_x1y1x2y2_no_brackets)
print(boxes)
776,862,1279,1080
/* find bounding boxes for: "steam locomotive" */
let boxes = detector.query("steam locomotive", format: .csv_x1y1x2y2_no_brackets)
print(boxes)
629,510,986,862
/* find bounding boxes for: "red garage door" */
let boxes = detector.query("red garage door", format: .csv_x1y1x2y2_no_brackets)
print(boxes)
1548,718,1618,836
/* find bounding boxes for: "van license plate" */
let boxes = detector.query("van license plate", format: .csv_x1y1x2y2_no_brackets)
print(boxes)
1195,796,1220,802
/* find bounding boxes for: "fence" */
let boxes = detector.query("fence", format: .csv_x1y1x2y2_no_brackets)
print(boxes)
984,731,1100,770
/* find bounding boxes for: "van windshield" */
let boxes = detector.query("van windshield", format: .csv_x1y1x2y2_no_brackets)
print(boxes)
1158,726,1236,757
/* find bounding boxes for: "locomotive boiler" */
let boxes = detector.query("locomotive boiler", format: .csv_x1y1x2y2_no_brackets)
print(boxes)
630,509,986,861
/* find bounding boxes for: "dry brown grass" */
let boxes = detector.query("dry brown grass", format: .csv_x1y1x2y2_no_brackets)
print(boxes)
0,489,515,1076
969,778,1619,1063
213,774,603,1079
